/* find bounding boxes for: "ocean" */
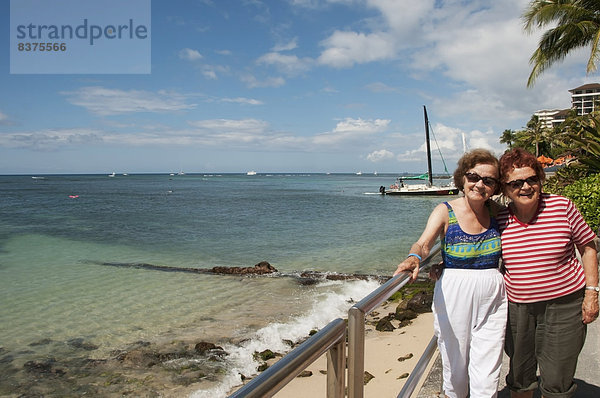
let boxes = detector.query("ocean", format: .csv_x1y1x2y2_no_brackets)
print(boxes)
0,173,446,397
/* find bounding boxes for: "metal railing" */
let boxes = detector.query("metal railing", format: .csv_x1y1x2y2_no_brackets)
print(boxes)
229,317,346,398
347,243,441,398
228,242,442,398
396,335,438,398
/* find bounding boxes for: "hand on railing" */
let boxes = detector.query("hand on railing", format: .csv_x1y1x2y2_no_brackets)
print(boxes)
393,256,420,282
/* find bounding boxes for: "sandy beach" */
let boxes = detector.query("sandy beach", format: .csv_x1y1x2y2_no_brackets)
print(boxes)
229,299,437,398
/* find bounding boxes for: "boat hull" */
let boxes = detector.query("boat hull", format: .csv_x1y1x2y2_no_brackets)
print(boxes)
382,187,459,196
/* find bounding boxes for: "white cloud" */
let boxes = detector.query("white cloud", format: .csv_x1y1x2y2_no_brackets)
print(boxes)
367,149,394,162
0,128,103,150
313,118,390,145
179,48,203,61
318,31,396,68
241,74,286,88
272,38,298,52
257,52,313,76
218,97,264,105
62,87,197,116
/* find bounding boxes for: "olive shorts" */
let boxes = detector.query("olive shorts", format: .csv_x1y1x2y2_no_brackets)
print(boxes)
504,290,587,398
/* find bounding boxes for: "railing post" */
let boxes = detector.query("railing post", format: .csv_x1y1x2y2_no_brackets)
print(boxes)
326,326,346,398
347,306,365,398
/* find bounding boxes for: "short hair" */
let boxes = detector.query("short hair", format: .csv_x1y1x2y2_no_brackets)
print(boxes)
499,147,545,184
453,149,500,194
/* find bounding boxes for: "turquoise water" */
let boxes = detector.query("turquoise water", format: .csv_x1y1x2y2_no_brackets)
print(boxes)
0,173,444,396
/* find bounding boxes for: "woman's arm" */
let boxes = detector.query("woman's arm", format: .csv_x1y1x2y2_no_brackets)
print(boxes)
578,241,599,324
393,203,447,281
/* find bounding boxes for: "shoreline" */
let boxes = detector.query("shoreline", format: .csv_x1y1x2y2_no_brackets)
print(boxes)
229,299,436,398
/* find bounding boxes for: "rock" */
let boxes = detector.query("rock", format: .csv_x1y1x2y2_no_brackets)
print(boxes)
67,338,98,351
298,370,312,378
397,372,409,379
375,316,396,332
194,342,223,355
363,371,375,385
406,292,433,313
397,353,413,362
395,308,418,321
255,349,276,361
211,261,277,275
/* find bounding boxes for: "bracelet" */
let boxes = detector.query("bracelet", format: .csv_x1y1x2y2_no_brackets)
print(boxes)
585,286,600,292
407,253,422,262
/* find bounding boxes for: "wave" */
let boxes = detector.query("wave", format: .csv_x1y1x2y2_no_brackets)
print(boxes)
189,278,381,398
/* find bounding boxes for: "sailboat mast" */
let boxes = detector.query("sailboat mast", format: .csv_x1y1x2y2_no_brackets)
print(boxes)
423,105,433,186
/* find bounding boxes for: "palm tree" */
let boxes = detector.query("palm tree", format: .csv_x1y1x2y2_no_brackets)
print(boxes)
523,0,600,87
523,115,547,157
500,129,517,148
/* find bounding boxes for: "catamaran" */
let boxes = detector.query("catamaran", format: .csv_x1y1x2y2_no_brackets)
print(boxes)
380,106,459,196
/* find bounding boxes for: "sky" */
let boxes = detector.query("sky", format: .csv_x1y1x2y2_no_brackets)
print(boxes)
0,0,597,175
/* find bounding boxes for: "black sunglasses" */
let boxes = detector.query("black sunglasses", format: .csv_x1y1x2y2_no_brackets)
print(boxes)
465,172,498,187
505,175,540,189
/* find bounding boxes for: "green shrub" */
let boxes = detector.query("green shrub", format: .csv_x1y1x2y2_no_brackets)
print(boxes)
561,174,600,234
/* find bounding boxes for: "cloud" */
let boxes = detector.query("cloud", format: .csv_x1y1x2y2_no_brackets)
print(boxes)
313,118,390,145
241,74,286,88
318,31,396,68
218,97,264,105
62,87,197,116
179,48,203,61
367,149,394,162
0,111,11,125
272,38,298,52
0,128,103,150
257,52,313,76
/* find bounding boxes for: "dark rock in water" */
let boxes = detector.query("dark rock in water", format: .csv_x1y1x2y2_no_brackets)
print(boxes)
255,349,276,361
375,316,396,332
23,358,65,377
257,363,269,372
0,354,14,365
211,261,277,275
194,342,223,355
67,338,99,351
298,271,389,283
29,338,53,346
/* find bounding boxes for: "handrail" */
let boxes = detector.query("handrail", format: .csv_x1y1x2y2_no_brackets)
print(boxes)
228,317,346,398
396,335,438,398
347,242,441,398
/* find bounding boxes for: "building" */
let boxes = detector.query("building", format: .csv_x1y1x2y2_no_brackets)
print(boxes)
535,83,600,128
569,83,600,115
534,109,570,129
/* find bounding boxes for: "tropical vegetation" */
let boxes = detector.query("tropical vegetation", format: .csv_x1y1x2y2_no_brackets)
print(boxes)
523,0,600,87
503,109,600,233
511,0,600,231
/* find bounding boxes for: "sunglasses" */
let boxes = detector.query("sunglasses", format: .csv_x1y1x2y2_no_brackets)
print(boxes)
505,175,540,190
464,172,498,187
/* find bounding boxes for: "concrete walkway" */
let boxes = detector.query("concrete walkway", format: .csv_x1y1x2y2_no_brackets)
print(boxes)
415,315,600,397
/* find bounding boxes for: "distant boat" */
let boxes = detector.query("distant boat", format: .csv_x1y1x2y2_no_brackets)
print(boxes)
31,176,45,180
246,171,257,176
108,172,116,177
356,171,362,176
380,106,458,196
177,171,185,176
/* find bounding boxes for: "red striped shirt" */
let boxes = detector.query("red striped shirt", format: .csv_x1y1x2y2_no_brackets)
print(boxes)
497,194,596,303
